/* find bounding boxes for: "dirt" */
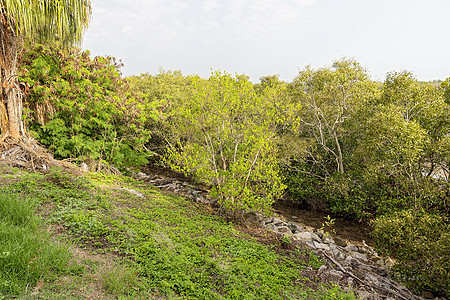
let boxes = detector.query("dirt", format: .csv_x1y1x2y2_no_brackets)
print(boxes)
273,199,374,246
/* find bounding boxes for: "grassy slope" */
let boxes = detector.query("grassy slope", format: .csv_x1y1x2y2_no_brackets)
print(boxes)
0,166,355,299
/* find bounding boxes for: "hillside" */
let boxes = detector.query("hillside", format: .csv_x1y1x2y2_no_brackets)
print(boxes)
0,165,359,299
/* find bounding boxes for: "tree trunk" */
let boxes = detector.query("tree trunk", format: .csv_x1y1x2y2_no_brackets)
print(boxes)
1,63,25,140
332,129,344,173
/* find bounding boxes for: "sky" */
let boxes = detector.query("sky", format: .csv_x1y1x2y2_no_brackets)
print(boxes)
82,0,450,83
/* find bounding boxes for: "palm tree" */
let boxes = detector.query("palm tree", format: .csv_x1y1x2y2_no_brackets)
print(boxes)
0,0,91,143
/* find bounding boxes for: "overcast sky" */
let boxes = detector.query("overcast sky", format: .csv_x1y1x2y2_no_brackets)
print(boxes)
82,0,450,83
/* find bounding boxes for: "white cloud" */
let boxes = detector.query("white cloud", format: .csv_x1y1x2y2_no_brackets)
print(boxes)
84,0,316,53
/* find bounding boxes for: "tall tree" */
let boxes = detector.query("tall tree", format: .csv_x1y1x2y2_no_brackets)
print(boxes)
0,0,91,142
292,58,378,175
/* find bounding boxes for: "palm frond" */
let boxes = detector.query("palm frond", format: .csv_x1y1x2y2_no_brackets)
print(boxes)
0,0,91,45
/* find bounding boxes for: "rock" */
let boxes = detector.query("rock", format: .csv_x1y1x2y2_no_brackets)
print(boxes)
334,237,347,247
80,162,89,172
306,241,315,248
121,187,144,198
265,223,278,232
287,223,303,233
310,232,322,243
332,249,345,260
317,265,327,275
293,231,313,242
357,289,371,299
343,255,356,266
313,241,331,251
349,251,368,262
364,273,380,287
304,225,315,232
328,270,344,281
345,244,358,252
346,277,355,289
272,217,283,224
316,228,325,235
384,257,395,268
422,290,434,299
322,236,335,244
263,217,274,225
357,263,373,271
276,226,292,236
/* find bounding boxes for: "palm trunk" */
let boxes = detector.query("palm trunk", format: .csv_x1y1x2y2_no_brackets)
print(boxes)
0,13,25,141
1,62,25,140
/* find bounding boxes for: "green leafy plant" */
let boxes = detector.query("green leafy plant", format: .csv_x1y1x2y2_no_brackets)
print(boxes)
19,44,161,169
372,209,450,295
320,215,336,236
165,71,299,214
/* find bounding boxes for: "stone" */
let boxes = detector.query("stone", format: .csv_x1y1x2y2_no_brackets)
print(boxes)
304,225,315,232
293,231,312,242
322,236,334,244
349,251,368,262
287,223,303,233
384,257,395,268
305,241,315,248
364,273,380,287
265,223,278,232
422,290,434,299
313,241,331,251
276,226,292,236
357,263,373,271
122,187,144,198
317,265,327,275
310,232,322,243
357,290,371,299
346,277,355,289
344,255,356,266
332,249,345,260
263,217,274,225
345,244,358,252
334,237,347,247
328,270,344,280
272,217,284,225
80,162,89,172
329,243,338,251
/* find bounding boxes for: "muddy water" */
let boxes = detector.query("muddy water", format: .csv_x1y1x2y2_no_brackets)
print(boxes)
273,200,374,246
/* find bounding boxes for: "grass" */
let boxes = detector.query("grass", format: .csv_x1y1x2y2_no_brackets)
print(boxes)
0,166,356,299
0,184,76,296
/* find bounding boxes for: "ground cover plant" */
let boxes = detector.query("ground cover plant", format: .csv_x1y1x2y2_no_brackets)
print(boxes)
0,166,356,299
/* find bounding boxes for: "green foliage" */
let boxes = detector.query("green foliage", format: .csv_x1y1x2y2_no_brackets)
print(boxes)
442,77,450,104
372,209,450,294
0,167,358,299
165,71,299,213
126,70,196,155
18,44,159,169
291,58,379,175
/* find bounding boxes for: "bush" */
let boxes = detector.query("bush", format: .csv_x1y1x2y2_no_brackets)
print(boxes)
165,71,299,214
371,209,450,295
19,44,160,169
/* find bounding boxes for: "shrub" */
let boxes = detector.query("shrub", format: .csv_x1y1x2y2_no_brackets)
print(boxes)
165,71,299,214
371,209,450,295
19,44,160,169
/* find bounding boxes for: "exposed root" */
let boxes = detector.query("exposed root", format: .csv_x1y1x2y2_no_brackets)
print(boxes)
0,135,81,174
